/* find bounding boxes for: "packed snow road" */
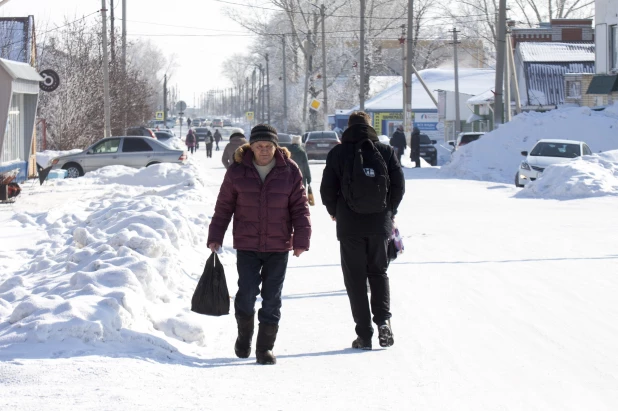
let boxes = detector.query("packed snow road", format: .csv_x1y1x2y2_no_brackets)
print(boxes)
0,139,617,410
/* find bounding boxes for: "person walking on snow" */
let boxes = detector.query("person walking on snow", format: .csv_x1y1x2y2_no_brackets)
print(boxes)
410,126,421,168
205,129,214,158
222,132,248,169
288,135,311,189
185,129,196,154
214,129,222,151
320,111,405,350
207,124,311,365
187,117,192,128
390,124,406,165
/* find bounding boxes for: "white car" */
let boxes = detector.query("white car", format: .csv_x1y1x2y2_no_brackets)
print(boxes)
515,139,592,187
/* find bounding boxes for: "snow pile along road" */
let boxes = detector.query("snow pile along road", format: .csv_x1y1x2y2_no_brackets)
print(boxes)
0,163,209,355
441,105,618,183
516,150,618,199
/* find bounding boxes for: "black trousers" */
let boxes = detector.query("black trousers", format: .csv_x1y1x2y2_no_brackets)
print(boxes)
235,250,289,325
411,149,420,167
206,143,213,158
188,146,195,154
340,235,391,339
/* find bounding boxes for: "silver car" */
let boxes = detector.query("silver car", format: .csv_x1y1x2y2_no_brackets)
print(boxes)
51,136,188,178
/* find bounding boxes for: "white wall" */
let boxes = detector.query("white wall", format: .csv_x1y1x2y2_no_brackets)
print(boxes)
595,0,618,74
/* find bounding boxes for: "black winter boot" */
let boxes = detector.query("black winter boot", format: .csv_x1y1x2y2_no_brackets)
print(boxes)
234,315,254,358
352,336,372,350
378,319,394,347
255,323,279,365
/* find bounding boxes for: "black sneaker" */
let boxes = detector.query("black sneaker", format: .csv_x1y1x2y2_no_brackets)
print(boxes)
351,336,372,350
378,320,394,348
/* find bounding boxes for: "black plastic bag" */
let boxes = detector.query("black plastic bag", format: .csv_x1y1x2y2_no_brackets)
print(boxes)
191,252,230,316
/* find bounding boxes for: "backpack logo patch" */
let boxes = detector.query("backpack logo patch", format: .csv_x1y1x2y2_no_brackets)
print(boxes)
363,168,376,177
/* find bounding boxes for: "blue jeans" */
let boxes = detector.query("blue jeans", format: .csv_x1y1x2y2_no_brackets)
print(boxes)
235,251,289,324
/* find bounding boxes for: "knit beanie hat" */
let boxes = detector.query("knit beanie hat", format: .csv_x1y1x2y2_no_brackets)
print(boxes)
250,124,279,145
229,132,245,140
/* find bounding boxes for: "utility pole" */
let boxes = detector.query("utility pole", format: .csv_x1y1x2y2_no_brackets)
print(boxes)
121,0,127,130
494,0,507,128
400,24,407,135
359,0,366,110
507,23,521,114
282,35,288,133
266,53,270,124
504,28,511,123
163,74,167,124
452,28,461,136
101,0,112,138
110,0,116,64
302,30,312,133
405,0,414,144
121,0,127,71
251,68,256,119
320,4,329,130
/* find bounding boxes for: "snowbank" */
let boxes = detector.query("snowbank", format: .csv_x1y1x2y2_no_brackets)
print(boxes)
0,162,210,352
37,150,83,167
516,150,618,199
441,105,618,183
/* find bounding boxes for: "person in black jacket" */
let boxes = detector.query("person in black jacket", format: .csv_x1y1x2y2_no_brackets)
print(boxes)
410,126,421,168
320,111,405,350
390,125,406,165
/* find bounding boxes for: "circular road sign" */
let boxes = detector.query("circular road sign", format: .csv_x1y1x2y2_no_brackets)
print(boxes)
39,69,60,92
176,101,187,111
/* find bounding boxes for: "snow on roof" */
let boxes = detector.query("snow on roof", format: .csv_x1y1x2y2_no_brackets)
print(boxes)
467,89,495,104
359,69,495,111
517,42,594,63
0,58,43,82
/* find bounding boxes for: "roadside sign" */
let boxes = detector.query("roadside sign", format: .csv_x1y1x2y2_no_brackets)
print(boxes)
309,99,321,111
176,100,187,111
246,111,254,121
155,111,164,120
39,69,60,92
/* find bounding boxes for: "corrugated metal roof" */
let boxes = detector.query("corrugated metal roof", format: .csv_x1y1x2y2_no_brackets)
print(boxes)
525,62,595,105
517,42,594,62
0,57,43,82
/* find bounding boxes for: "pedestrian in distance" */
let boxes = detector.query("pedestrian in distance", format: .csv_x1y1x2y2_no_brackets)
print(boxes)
410,126,421,168
320,111,405,350
390,124,406,165
187,117,192,128
222,132,248,169
214,129,222,151
205,129,214,158
207,123,311,365
185,129,196,154
288,135,311,190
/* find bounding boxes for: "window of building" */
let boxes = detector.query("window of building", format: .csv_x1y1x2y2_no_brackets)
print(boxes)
1,93,24,163
609,25,618,69
566,80,582,98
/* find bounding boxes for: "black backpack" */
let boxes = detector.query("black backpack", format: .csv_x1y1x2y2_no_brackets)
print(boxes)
341,139,390,214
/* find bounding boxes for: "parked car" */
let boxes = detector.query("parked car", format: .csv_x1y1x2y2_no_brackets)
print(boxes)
50,136,188,178
277,133,293,149
515,139,591,187
304,131,340,160
449,132,485,151
211,118,223,128
154,130,177,144
126,126,156,139
223,119,233,127
418,133,438,166
192,120,202,127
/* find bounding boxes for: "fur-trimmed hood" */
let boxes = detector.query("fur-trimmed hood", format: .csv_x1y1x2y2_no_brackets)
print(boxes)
233,143,291,165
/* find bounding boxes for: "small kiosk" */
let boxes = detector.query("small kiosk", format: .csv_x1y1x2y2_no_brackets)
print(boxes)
0,57,42,195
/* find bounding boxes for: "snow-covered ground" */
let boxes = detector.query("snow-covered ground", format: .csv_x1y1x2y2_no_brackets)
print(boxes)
1,134,618,410
441,104,618,186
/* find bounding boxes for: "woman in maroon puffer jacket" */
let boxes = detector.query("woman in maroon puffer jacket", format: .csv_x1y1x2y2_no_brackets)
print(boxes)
207,124,311,365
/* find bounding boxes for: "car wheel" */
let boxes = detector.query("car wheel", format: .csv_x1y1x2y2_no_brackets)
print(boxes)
515,172,524,188
147,162,161,167
63,163,83,178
